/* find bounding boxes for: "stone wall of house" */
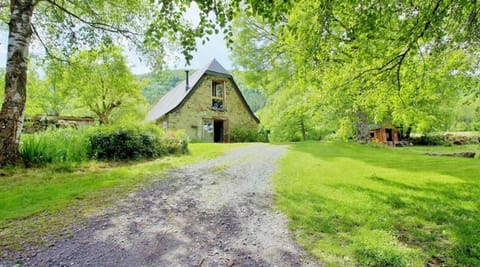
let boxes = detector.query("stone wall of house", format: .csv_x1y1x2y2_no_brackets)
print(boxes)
159,76,258,142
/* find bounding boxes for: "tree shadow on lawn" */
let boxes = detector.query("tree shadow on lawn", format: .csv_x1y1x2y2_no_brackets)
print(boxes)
286,142,480,265
290,141,480,182
342,177,480,265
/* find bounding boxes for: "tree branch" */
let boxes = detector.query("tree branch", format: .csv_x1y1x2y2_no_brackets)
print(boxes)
45,0,141,36
30,23,69,63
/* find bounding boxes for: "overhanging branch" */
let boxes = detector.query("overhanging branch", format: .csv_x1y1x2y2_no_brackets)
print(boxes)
45,0,141,36
31,23,70,63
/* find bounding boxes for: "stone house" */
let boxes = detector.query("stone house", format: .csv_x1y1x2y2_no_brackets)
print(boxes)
146,59,260,142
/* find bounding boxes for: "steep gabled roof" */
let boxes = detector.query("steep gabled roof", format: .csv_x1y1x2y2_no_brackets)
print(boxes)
146,59,259,123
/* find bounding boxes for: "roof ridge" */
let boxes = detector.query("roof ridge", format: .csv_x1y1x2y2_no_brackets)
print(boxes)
205,58,230,75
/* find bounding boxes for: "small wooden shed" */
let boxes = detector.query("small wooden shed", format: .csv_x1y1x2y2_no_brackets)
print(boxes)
369,123,402,145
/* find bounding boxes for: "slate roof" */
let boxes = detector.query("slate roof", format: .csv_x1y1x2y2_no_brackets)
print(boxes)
146,58,259,123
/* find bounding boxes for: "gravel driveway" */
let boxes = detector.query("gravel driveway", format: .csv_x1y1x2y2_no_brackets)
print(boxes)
15,143,319,266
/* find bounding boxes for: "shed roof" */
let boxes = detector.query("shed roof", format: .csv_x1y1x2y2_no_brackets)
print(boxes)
146,59,259,123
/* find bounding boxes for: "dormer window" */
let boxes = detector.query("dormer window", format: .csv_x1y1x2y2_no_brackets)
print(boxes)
211,80,225,110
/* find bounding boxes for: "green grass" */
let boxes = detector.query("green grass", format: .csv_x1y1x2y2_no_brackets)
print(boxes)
0,143,246,253
274,141,480,266
20,128,91,166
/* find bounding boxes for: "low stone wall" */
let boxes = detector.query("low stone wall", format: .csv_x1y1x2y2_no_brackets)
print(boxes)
424,152,476,158
24,115,95,133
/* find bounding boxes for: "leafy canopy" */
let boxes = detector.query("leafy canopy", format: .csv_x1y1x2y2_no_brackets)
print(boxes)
64,45,146,124
231,0,480,140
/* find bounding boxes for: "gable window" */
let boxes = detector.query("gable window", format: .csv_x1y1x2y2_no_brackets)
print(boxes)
211,80,225,110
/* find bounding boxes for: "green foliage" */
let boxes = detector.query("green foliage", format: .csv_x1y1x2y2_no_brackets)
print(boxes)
28,1,153,60
160,130,189,154
145,0,289,63
232,71,267,112
19,124,189,165
20,135,54,166
140,70,185,104
275,141,480,266
2,0,287,167
409,134,445,146
88,125,188,161
25,58,78,116
230,127,259,142
20,128,90,167
22,47,149,123
240,88,266,112
231,1,480,142
88,128,162,161
452,95,480,131
66,45,147,125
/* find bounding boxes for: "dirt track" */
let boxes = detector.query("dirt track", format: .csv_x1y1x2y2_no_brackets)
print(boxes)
9,143,319,266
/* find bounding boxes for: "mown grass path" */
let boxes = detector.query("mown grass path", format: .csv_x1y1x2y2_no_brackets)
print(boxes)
275,141,480,266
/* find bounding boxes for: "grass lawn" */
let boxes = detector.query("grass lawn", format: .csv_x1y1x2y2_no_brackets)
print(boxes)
0,143,245,253
274,141,480,266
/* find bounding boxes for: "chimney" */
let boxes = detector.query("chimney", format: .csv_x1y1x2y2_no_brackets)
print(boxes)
185,70,189,91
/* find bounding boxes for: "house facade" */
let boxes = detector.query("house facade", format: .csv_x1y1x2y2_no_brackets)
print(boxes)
146,59,259,142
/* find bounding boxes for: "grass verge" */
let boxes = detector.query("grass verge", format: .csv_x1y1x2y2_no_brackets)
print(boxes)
0,143,246,255
274,141,480,266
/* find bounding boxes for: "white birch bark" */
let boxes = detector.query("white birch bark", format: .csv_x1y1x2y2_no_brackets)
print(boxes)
0,0,34,167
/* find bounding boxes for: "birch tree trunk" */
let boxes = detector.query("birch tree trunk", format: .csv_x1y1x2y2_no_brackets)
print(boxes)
0,0,34,167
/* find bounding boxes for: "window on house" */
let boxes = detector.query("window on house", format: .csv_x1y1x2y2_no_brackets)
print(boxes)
211,80,225,110
162,121,168,130
202,119,214,140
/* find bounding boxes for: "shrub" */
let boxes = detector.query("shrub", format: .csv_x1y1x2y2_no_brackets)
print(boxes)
89,127,159,161
160,130,189,154
20,124,190,165
470,122,480,131
88,126,188,161
257,127,270,143
230,127,259,143
409,134,445,146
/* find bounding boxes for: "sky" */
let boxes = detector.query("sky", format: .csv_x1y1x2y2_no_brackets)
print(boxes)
0,3,233,74
0,29,232,74
126,32,233,74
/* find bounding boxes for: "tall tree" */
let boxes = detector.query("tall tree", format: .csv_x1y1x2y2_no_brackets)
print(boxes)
23,57,76,116
66,46,144,125
231,0,480,141
0,0,290,166
0,0,151,166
